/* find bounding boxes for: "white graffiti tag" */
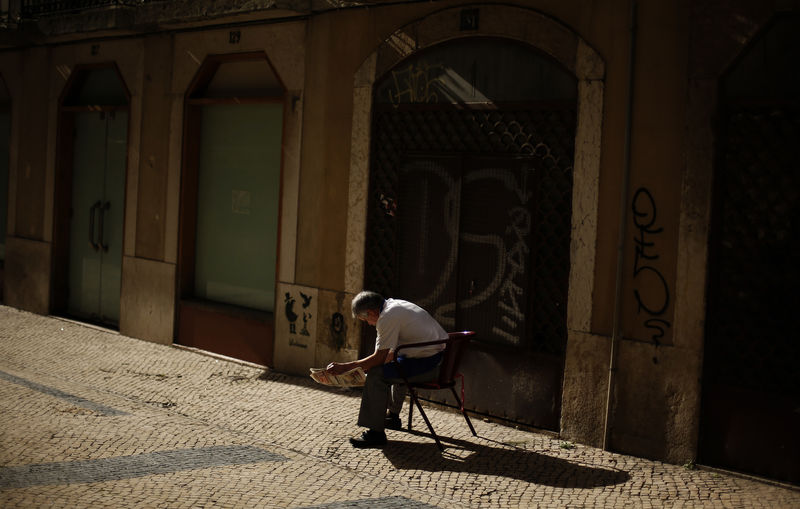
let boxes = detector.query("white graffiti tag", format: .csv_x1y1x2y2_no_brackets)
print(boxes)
494,206,531,342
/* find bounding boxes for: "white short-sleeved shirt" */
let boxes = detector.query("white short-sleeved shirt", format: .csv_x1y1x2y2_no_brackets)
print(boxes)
374,299,447,358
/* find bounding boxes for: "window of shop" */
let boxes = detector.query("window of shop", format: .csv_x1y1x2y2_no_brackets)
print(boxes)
178,52,285,366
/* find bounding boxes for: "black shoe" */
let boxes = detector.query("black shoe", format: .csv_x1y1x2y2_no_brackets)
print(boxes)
384,413,402,431
349,430,387,448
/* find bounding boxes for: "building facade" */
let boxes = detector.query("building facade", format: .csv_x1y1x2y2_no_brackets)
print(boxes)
1,0,797,484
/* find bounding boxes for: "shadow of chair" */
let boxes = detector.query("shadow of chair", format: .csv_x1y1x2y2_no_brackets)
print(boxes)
383,432,631,488
392,331,477,451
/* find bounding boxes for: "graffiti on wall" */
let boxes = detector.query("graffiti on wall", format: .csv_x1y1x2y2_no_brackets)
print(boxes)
386,62,445,107
631,187,671,344
273,283,317,374
496,204,532,343
402,163,534,345
284,290,313,347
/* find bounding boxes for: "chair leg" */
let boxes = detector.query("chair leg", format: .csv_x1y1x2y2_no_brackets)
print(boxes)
408,388,444,451
407,396,414,430
450,387,477,436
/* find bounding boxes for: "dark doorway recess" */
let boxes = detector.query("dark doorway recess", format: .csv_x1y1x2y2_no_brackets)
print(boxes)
0,75,10,303
700,15,800,484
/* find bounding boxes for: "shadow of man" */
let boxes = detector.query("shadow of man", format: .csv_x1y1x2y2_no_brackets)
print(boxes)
383,432,630,488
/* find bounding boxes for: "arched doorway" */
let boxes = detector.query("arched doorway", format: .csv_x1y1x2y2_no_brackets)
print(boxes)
701,15,800,483
52,65,130,327
177,52,285,366
364,37,578,429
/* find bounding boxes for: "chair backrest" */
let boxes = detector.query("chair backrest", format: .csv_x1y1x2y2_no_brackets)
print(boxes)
436,331,475,385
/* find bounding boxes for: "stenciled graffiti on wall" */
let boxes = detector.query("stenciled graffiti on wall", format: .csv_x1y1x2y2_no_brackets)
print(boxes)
284,290,313,346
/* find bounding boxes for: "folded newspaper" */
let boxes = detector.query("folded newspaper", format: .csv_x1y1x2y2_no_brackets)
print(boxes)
309,367,366,387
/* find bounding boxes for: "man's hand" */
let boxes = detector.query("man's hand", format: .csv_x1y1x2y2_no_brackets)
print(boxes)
326,362,349,375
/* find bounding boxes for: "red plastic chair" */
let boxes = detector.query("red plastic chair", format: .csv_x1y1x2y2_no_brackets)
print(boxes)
393,331,477,450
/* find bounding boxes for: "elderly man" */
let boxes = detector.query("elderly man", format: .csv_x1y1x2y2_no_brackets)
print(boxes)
326,291,447,448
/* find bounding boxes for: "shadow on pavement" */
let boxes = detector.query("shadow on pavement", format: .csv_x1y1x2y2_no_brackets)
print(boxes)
258,369,363,398
383,433,630,488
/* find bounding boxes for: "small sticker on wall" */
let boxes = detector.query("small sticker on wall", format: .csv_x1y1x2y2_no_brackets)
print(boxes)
379,193,397,217
232,190,251,215
330,312,346,350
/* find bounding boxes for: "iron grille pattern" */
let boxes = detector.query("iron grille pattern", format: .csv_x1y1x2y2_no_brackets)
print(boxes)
365,106,575,355
705,105,800,396
21,0,151,16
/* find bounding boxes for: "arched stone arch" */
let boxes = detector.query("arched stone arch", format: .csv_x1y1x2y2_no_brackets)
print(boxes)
345,4,604,338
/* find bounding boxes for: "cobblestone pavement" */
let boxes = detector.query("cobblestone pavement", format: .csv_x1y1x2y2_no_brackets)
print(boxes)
1,306,798,508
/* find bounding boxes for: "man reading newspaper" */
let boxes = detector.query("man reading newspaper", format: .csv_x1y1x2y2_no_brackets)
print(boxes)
325,291,447,448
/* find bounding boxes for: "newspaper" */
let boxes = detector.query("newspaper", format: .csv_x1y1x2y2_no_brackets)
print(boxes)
309,367,366,387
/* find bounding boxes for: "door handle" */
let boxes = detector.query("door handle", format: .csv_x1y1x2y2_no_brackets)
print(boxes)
88,201,101,251
98,201,110,252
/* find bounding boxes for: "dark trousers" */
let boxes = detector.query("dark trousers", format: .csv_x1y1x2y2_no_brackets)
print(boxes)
357,353,443,431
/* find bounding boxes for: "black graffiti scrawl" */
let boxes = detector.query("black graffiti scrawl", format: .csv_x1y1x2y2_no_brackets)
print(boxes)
632,187,671,345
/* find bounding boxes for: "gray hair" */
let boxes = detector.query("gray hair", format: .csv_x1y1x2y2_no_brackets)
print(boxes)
351,291,385,318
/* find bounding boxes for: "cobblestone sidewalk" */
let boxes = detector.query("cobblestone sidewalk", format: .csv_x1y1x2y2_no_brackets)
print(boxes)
1,306,798,508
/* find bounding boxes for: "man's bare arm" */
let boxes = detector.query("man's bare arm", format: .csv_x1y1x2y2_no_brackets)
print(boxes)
326,348,390,375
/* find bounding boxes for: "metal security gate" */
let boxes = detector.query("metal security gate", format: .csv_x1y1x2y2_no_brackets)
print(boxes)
0,80,9,303
365,102,576,428
699,15,800,484
364,37,578,429
701,103,800,483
